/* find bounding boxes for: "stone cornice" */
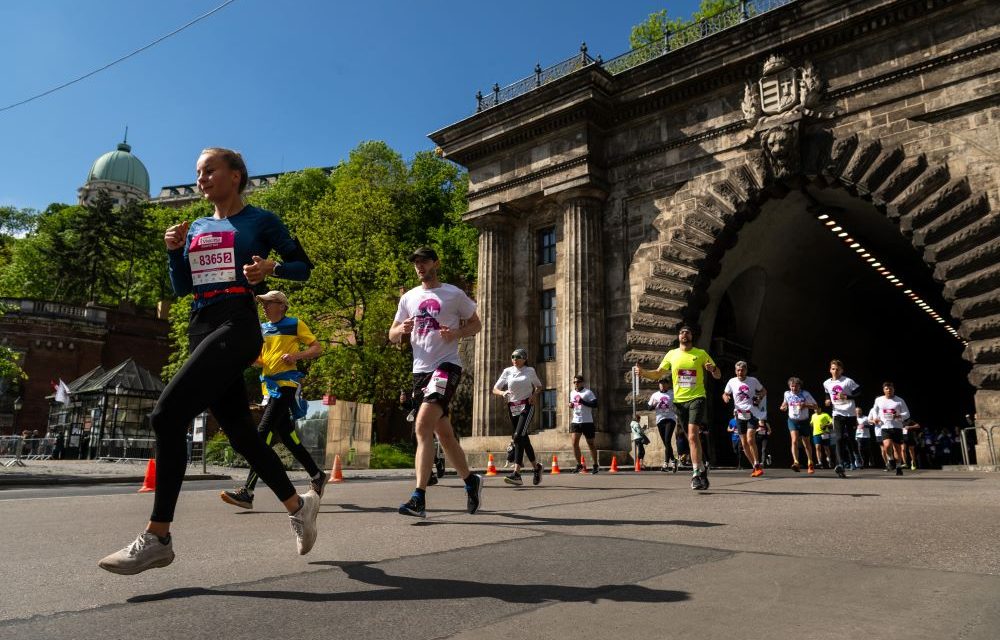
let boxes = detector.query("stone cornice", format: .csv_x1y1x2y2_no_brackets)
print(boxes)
827,36,1000,101
468,156,590,202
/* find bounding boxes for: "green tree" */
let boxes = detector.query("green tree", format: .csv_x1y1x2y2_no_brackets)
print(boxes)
629,1,743,50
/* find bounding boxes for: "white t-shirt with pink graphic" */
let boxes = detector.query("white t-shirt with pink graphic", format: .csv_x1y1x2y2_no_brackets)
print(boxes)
647,390,676,422
823,376,860,417
873,395,910,430
395,283,477,373
724,376,764,420
569,388,597,424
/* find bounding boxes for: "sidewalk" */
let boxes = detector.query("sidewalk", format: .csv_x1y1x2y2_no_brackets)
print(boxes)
0,458,421,487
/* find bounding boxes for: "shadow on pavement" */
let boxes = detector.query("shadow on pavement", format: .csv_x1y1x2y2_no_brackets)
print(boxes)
129,560,690,605
411,512,724,528
711,489,879,498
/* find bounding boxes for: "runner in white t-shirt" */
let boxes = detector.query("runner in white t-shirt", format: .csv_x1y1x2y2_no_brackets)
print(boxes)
871,381,911,476
722,361,767,477
390,247,484,518
822,359,861,478
854,406,873,468
568,375,600,473
647,379,679,472
493,348,544,487
780,377,818,473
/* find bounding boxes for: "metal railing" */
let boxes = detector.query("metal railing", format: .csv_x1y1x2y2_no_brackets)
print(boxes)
961,426,998,468
473,0,797,113
95,437,156,464
1,436,56,465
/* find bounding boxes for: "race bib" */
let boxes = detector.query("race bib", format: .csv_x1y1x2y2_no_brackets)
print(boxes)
856,427,866,438
189,231,236,286
677,369,697,388
736,409,752,420
424,368,450,397
788,401,802,419
822,433,830,440
883,408,897,421
509,399,528,416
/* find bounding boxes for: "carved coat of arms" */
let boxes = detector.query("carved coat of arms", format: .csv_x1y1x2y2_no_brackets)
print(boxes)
742,54,830,178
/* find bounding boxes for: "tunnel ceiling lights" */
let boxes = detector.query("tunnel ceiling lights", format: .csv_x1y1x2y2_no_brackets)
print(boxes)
814,210,967,346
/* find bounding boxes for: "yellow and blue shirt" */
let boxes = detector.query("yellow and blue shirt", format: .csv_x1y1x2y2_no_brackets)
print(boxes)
259,316,316,402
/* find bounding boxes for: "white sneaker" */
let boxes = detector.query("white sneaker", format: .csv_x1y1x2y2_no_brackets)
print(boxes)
289,490,320,555
98,531,175,575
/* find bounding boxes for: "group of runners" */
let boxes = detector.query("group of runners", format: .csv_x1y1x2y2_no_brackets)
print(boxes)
96,146,923,578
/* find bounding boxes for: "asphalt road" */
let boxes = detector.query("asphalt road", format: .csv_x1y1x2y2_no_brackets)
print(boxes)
1,468,998,640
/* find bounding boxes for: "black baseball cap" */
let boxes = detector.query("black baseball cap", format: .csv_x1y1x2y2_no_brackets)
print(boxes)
409,247,439,262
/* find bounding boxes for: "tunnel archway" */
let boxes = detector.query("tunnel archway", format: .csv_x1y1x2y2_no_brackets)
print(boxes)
632,132,989,466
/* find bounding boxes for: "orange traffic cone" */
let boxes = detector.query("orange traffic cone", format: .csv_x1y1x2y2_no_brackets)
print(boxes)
550,455,561,474
634,457,642,473
486,453,498,476
609,456,619,473
138,458,156,493
581,455,587,470
329,454,344,483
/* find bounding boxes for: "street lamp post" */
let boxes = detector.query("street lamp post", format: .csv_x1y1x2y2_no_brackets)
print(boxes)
11,397,22,438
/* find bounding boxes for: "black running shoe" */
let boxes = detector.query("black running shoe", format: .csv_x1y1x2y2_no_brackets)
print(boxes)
398,493,426,518
672,459,679,474
220,487,253,510
465,474,484,514
504,472,523,486
532,463,543,486
573,464,585,473
591,464,600,474
895,465,904,476
690,474,705,490
699,467,710,490
835,465,846,479
427,473,438,486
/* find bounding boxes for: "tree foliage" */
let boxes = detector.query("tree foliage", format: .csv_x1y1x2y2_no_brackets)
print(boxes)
0,196,194,307
629,1,742,50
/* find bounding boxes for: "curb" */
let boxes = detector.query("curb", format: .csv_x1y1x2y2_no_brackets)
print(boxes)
0,473,231,487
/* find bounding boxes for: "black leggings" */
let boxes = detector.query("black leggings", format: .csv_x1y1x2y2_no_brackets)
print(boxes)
244,386,321,493
149,298,296,522
656,419,677,460
509,404,537,467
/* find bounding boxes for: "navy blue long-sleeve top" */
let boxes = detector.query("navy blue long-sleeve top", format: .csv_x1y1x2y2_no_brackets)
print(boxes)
167,205,310,310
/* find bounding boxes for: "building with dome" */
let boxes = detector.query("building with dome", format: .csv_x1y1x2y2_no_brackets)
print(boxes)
77,135,150,207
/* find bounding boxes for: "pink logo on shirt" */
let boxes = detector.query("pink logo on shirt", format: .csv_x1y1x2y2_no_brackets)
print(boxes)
415,298,441,336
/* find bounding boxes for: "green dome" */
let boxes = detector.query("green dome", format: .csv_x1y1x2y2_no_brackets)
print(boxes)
86,142,150,196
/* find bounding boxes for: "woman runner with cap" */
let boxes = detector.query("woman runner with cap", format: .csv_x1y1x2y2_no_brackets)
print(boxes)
493,348,545,486
99,147,320,575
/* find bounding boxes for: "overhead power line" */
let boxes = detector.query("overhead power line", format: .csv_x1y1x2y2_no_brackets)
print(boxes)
0,0,239,114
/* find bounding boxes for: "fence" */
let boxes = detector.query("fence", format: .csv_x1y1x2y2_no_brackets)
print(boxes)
473,0,797,113
1,436,55,466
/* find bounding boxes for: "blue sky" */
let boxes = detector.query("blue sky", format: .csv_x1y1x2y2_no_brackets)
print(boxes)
0,0,700,211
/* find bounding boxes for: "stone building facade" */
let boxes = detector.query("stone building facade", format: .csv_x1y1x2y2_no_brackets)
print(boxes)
0,299,171,434
431,0,1000,466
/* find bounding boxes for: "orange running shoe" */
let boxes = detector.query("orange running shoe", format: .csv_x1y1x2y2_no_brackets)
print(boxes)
751,466,763,477
807,463,815,474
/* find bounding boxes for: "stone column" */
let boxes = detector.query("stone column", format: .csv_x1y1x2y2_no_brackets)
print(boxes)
469,215,512,437
556,189,607,432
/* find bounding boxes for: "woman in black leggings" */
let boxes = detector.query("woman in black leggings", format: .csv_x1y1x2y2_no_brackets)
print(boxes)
493,348,544,486
99,147,320,575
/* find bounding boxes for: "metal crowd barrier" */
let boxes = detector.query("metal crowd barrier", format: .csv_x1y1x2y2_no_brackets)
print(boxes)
1,436,55,465
964,425,998,467
96,437,157,464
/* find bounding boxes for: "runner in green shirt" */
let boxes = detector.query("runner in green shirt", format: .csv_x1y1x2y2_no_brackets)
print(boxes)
636,325,721,490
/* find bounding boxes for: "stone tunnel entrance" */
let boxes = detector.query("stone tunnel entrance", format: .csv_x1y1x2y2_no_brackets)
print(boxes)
699,187,974,468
